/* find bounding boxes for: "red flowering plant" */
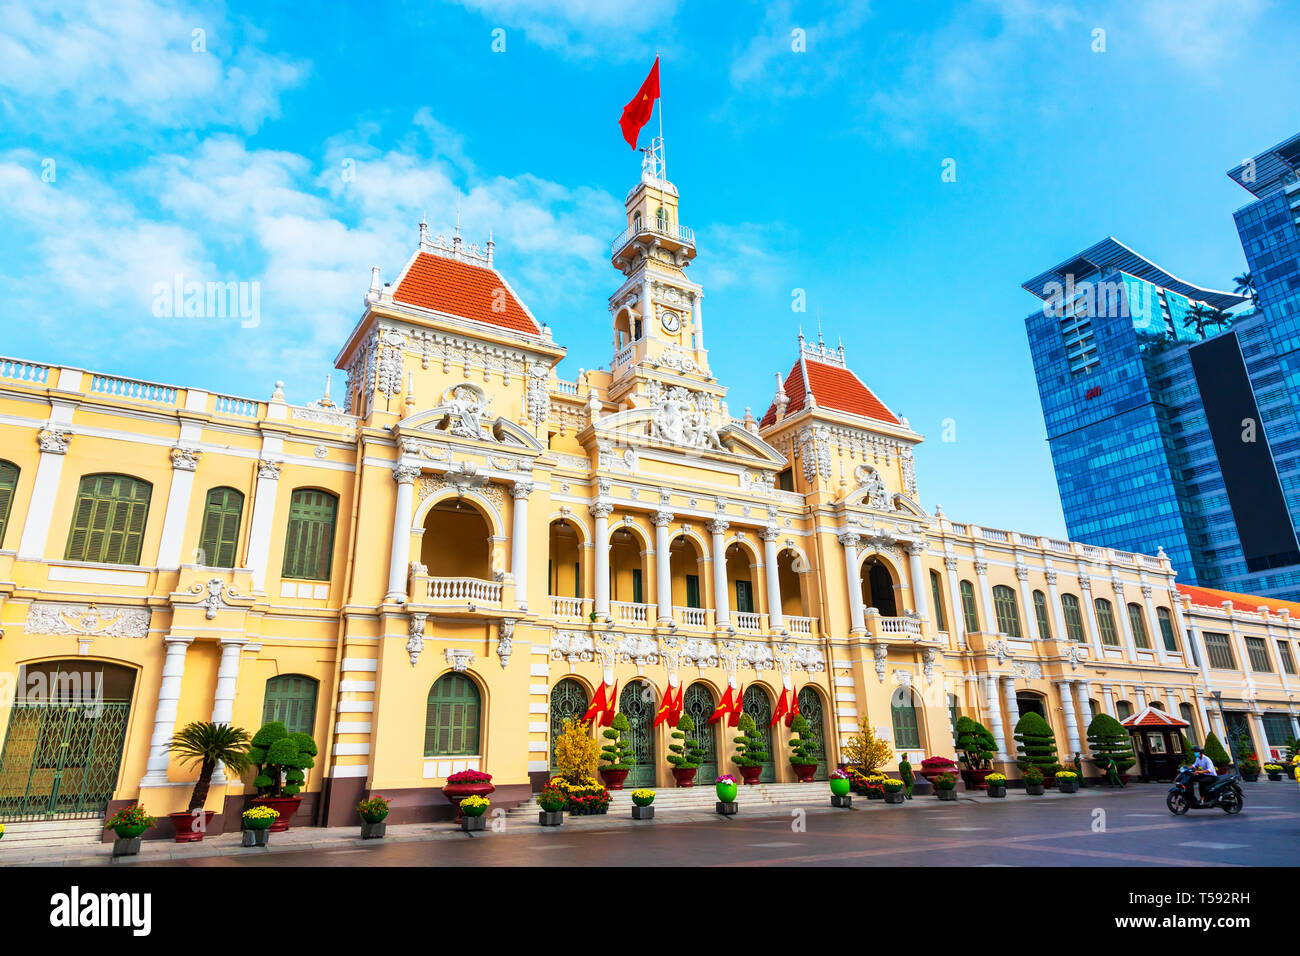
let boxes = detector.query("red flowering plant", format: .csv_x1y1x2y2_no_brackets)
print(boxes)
920,756,958,772
445,769,492,785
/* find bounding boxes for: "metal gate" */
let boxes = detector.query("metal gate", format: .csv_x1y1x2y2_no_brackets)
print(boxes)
742,686,776,782
620,681,655,788
0,702,130,821
683,683,718,783
549,678,589,772
797,687,828,780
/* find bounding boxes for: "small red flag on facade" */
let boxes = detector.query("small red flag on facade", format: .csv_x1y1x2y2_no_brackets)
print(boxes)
619,57,660,149
770,688,791,728
728,682,744,728
785,687,802,728
599,680,619,726
709,684,733,725
582,681,608,722
653,682,677,727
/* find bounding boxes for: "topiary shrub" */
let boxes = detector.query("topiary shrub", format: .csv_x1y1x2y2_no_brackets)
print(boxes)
1203,731,1231,768
1086,713,1135,775
248,721,318,797
955,716,997,770
600,712,634,771
667,713,704,771
731,712,770,769
788,714,818,766
1013,712,1061,779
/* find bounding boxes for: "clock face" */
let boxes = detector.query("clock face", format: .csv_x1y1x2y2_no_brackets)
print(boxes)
660,310,681,333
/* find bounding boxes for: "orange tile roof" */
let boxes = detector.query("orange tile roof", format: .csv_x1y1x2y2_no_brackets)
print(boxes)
1176,583,1300,616
393,252,540,335
760,354,900,428
1121,705,1189,728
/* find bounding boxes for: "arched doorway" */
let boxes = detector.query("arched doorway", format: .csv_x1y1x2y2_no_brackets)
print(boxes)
549,678,588,772
683,683,719,783
862,557,898,617
620,680,656,788
669,535,705,623
741,686,776,782
890,687,922,755
547,518,583,603
796,686,828,780
421,498,491,578
1015,693,1047,720
0,661,135,821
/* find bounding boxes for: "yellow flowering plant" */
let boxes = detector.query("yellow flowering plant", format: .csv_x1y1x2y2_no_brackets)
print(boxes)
242,805,280,830
460,795,491,817
631,788,655,807
986,773,1007,783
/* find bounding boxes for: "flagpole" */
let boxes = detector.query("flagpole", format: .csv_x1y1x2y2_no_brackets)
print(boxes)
657,54,665,179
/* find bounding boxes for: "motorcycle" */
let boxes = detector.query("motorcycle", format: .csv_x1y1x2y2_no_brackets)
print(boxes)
1166,766,1244,815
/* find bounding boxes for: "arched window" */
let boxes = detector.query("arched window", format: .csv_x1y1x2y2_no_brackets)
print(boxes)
1061,594,1085,642
1032,589,1051,640
262,675,318,735
890,689,921,750
1094,599,1119,646
929,570,947,631
1156,607,1179,653
199,487,244,568
992,585,1021,638
425,673,481,757
1127,603,1151,649
1115,699,1133,720
655,206,666,229
0,459,18,547
959,579,979,633
549,678,588,770
282,489,338,581
633,211,642,232
1179,703,1197,743
65,474,152,565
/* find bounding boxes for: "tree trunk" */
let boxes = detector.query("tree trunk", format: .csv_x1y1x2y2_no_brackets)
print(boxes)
189,757,216,811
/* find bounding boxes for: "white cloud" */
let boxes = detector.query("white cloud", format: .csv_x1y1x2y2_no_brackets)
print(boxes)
1136,0,1267,68
0,0,307,134
449,0,682,58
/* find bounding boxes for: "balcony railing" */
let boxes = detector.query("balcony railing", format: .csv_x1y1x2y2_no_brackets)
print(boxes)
734,612,763,631
785,615,817,635
674,606,708,629
610,219,696,257
550,595,591,620
612,601,652,625
424,576,504,605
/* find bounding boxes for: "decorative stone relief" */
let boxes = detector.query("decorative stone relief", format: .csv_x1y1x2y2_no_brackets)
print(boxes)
526,364,549,422
1011,660,1043,679
407,613,427,666
992,638,1010,665
442,383,490,440
921,648,937,684
551,631,595,664
597,439,638,472
258,459,283,480
873,643,888,682
444,647,475,672
170,447,202,471
853,465,889,510
892,668,913,688
26,603,150,638
191,578,240,620
799,426,831,482
37,428,72,455
497,619,515,669
371,328,406,399
647,381,724,450
617,634,659,667
680,638,719,669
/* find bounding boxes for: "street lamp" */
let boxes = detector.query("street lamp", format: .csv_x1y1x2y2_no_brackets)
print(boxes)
1210,690,1239,775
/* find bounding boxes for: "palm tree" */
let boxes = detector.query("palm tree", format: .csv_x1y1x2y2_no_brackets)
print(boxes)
1233,271,1259,308
168,721,252,812
1185,304,1234,340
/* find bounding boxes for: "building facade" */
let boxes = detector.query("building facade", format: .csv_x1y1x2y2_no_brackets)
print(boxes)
2,154,1299,837
1024,235,1300,601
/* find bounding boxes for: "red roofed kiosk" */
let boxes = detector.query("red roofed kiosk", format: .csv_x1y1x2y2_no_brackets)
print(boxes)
1120,705,1190,782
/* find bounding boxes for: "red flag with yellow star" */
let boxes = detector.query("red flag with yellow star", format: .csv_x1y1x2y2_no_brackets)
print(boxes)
619,57,659,149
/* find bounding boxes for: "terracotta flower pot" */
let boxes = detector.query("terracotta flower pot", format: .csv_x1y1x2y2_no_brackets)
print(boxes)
738,765,763,786
599,767,630,790
671,767,698,787
441,782,495,820
251,795,302,832
168,810,216,843
791,763,818,783
961,768,993,791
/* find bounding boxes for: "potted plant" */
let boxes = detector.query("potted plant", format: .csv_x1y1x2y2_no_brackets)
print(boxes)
955,716,998,790
166,721,252,843
933,773,958,800
882,777,906,804
248,721,318,831
1238,754,1260,782
1014,712,1062,788
459,794,490,831
105,804,155,857
1086,713,1136,785
898,753,915,799
1055,770,1079,793
863,772,889,800
598,712,634,789
788,714,819,782
986,772,1007,798
441,769,495,821
1023,766,1045,796
920,756,958,786
631,788,656,820
538,781,566,826
357,794,390,839
730,712,770,785
829,769,852,798
843,718,893,778
715,773,739,814
241,806,278,846
563,781,611,815
1203,732,1232,775
666,712,705,787
1265,762,1285,782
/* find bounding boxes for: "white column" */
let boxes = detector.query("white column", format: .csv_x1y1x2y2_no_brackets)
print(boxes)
840,532,865,634
944,556,964,642
1113,579,1138,659
592,502,612,621
17,428,73,560
1059,680,1082,759
1079,576,1105,656
1044,568,1068,642
1015,564,1038,639
1072,681,1092,755
906,541,928,621
1102,684,1116,717
709,519,730,628
692,291,705,351
246,458,283,594
653,510,673,625
386,465,419,603
510,480,533,611
1197,697,1213,742
983,675,1007,758
158,447,201,569
1140,581,1168,664
1250,711,1270,758
1002,676,1021,730
1135,686,1147,709
1290,713,1300,739
208,638,247,785
974,559,996,633
140,637,193,788
762,526,784,632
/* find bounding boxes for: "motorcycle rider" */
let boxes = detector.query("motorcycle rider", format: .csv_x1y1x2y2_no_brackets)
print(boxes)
1188,744,1216,804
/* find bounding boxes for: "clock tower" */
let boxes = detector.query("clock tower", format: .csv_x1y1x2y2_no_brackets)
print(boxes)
607,139,725,416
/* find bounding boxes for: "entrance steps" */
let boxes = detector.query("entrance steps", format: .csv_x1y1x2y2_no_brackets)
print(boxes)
507,780,832,817
0,818,105,849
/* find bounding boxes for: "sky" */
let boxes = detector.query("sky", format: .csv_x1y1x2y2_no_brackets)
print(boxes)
2,0,1298,539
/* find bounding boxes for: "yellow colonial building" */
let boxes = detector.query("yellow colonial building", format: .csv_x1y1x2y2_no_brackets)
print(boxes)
2,151,1299,838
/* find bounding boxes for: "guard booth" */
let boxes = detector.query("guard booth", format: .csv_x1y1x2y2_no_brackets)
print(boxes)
1121,706,1190,782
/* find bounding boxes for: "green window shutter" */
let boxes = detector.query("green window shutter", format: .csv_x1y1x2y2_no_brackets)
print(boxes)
632,568,644,605
992,585,1021,638
686,574,700,609
425,674,481,757
1157,607,1178,653
281,489,338,581
0,460,17,547
960,580,979,633
735,579,753,613
1062,594,1085,642
929,571,946,631
262,675,318,735
1033,590,1051,640
1127,604,1150,649
65,475,152,564
1203,632,1234,669
891,696,920,750
199,487,244,568
1095,600,1118,646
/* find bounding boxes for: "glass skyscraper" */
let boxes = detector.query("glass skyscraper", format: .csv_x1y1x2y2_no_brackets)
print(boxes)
1023,225,1300,602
